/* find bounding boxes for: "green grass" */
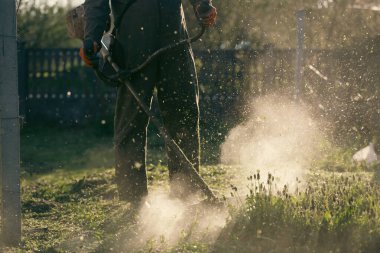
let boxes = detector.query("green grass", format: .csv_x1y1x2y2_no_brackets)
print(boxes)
21,125,115,174
20,123,218,175
12,126,380,252
19,167,380,252
311,140,380,172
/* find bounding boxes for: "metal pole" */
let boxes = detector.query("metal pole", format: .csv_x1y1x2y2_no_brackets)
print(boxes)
295,10,305,101
0,0,22,246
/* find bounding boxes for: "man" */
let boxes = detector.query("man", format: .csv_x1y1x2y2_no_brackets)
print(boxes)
80,0,217,203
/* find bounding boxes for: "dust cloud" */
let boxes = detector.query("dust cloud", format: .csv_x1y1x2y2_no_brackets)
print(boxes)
221,94,323,192
123,94,323,250
126,190,228,251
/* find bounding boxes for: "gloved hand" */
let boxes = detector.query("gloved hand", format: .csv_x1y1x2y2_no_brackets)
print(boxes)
194,1,217,27
79,39,100,68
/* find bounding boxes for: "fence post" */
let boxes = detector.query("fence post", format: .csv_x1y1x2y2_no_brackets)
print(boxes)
0,0,22,246
295,10,306,101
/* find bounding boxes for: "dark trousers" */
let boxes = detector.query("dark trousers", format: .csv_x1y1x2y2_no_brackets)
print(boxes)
113,0,200,201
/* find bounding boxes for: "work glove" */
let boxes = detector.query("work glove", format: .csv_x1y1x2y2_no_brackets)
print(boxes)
79,39,100,68
193,0,217,27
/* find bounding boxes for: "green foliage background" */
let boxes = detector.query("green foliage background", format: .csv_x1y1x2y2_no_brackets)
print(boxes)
185,0,380,50
17,0,380,49
17,2,81,48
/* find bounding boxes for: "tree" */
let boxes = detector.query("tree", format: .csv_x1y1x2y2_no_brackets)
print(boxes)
17,2,80,48
187,0,380,50
17,0,380,50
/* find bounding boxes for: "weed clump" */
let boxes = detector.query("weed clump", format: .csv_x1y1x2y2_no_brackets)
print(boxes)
214,172,380,253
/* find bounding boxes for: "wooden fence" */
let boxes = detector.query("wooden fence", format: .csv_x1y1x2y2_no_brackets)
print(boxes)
18,43,380,136
18,46,263,125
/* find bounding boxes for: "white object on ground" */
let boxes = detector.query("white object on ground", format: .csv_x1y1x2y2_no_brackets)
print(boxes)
353,143,378,164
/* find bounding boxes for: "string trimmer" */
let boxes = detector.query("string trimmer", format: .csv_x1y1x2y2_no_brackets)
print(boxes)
66,5,217,201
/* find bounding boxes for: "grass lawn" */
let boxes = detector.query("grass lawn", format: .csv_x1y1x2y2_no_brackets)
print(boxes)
6,126,380,252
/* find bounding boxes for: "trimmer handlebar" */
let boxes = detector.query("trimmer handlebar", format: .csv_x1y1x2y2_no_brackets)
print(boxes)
96,25,206,83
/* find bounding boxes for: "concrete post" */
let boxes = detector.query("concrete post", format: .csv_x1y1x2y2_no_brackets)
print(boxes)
0,0,22,246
